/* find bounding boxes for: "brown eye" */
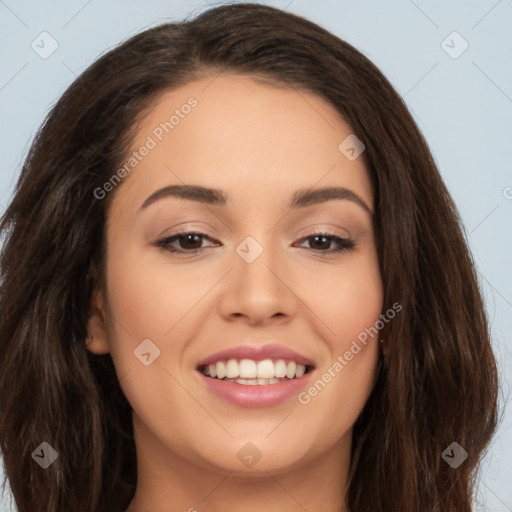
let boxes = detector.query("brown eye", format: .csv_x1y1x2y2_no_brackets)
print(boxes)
155,232,218,254
295,232,355,254
154,231,355,256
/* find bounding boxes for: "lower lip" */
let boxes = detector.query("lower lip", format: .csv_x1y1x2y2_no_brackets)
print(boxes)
197,370,314,408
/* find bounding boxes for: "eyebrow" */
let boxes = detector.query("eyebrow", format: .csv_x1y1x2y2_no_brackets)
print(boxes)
138,184,372,215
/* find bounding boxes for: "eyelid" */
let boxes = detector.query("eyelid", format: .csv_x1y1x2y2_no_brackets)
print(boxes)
295,223,351,239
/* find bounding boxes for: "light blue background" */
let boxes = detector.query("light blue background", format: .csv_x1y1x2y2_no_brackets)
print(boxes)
1,1,511,510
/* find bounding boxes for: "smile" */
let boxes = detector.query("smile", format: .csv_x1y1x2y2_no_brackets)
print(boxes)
199,358,312,385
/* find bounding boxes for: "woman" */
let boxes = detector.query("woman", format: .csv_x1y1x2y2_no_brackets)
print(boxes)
0,3,498,511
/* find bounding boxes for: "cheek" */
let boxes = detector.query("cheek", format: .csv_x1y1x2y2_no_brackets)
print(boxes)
308,248,383,348
105,247,211,343
103,245,227,411
337,265,383,342
103,251,200,435
298,341,380,452
297,249,382,428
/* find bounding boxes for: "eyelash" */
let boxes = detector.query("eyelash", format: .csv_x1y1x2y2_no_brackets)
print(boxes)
154,230,355,256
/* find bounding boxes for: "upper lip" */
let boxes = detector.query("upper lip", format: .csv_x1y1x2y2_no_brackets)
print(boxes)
196,343,316,368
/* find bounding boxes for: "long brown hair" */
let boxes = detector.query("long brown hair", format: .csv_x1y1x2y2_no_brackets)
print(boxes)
0,3,498,511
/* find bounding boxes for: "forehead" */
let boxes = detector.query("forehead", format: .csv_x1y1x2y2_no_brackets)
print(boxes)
111,73,373,212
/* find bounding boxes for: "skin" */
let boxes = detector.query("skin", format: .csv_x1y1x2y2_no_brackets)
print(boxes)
87,73,383,512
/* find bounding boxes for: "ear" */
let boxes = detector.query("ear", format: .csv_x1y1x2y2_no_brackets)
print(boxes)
85,287,111,355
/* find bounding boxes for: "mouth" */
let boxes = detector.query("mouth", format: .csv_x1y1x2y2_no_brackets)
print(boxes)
198,358,315,386
195,343,316,407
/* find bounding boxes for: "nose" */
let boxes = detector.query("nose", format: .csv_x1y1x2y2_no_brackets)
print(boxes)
217,240,298,326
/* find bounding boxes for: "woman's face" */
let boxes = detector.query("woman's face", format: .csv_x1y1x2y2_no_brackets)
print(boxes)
88,73,383,477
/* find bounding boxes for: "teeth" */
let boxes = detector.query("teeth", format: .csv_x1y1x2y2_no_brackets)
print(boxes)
201,358,308,381
226,359,238,378
274,360,287,378
256,359,274,379
286,361,296,379
216,361,226,379
239,359,257,378
223,377,281,385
